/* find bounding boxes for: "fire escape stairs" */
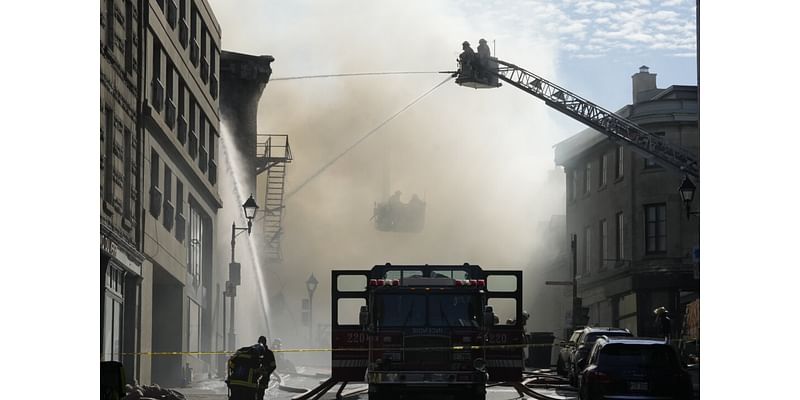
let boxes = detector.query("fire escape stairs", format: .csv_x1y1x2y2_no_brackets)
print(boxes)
255,135,292,262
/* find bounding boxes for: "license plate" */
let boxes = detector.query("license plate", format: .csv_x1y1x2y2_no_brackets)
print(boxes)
629,382,648,391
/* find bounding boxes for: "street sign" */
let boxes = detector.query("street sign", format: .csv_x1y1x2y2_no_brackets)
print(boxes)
545,281,574,286
229,262,241,286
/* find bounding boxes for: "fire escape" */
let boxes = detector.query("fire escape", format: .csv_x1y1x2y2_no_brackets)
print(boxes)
256,134,292,261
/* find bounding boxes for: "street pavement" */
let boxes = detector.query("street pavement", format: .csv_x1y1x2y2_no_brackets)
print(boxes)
172,367,579,400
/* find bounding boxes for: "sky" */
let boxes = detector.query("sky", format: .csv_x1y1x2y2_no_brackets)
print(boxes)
205,0,699,347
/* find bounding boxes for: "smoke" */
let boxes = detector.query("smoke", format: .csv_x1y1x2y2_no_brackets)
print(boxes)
210,0,571,356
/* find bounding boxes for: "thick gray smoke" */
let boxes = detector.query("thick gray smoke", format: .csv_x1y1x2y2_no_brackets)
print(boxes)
210,0,571,360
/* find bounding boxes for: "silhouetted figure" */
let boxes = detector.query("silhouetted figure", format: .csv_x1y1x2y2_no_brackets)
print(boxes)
459,41,476,77
227,336,276,400
477,38,491,78
653,307,672,343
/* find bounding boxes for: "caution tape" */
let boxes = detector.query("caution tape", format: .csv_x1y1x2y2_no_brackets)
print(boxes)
102,340,689,358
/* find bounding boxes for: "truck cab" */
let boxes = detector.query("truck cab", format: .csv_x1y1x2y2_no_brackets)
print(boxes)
331,264,525,400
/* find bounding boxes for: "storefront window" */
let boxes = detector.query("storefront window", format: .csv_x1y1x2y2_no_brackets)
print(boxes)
103,265,125,361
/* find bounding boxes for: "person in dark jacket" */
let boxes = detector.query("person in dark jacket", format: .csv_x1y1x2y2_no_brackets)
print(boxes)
227,336,277,400
653,307,672,343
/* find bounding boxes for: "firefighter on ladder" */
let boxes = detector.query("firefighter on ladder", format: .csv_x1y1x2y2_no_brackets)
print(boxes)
226,336,277,400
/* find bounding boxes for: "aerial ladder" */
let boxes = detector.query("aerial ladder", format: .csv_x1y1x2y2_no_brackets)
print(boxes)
453,56,699,178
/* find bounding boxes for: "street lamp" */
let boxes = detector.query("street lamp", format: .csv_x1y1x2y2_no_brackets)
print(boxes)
306,273,319,343
678,176,699,220
225,194,259,352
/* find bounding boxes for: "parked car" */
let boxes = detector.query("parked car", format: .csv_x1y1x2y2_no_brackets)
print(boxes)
568,327,632,386
556,329,583,376
579,337,693,400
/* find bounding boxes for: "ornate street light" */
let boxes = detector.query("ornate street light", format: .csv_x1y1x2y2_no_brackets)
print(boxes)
242,194,259,234
678,176,699,220
226,194,260,351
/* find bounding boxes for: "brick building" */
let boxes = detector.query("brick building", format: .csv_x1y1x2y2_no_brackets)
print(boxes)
554,66,699,337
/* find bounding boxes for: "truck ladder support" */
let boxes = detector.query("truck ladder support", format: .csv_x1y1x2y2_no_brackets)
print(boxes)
491,59,699,178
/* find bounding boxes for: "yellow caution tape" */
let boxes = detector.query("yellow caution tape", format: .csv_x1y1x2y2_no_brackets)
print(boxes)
102,340,688,358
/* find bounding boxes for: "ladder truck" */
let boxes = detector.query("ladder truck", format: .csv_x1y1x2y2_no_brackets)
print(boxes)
454,55,699,179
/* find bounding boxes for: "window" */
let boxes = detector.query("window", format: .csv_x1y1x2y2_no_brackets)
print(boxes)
200,25,209,82
189,97,197,158
163,166,174,230
102,265,125,361
616,212,624,262
584,162,591,194
616,145,624,179
199,117,207,171
645,204,667,253
165,60,175,128
123,128,132,220
105,0,115,49
600,154,607,187
599,219,608,270
175,179,185,242
149,149,161,217
188,204,205,285
177,79,186,143
209,128,217,184
103,107,115,202
124,1,133,72
569,170,576,201
151,39,163,112
583,226,592,275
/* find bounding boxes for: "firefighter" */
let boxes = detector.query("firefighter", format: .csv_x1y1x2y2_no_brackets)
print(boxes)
476,38,491,79
653,307,672,343
227,336,276,400
459,41,476,77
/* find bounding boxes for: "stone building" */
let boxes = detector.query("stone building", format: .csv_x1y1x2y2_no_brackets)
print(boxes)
553,66,699,337
139,0,222,386
101,0,145,383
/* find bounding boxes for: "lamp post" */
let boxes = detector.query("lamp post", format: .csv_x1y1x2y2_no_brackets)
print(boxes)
306,273,319,344
678,176,699,220
225,194,259,352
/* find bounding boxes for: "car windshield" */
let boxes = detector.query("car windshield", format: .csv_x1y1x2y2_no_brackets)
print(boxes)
585,331,631,344
599,344,678,369
374,294,480,327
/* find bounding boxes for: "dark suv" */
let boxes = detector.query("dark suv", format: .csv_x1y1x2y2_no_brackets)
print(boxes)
579,337,693,400
569,327,632,386
557,330,582,376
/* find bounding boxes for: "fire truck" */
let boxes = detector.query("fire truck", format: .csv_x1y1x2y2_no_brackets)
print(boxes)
331,264,525,400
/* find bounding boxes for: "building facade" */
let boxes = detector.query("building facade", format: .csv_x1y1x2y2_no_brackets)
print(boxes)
139,0,222,386
554,66,699,338
101,0,146,383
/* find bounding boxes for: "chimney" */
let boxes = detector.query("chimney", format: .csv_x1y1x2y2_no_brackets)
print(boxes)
631,65,657,104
